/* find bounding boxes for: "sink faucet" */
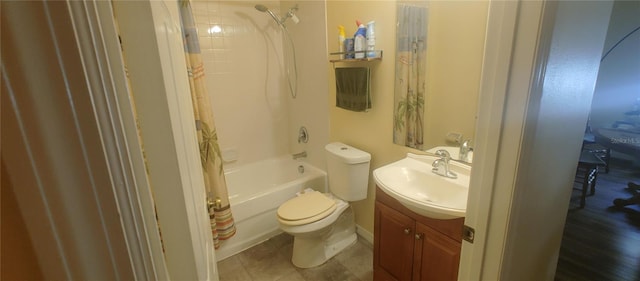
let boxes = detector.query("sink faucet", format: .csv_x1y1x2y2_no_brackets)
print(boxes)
292,151,307,160
459,139,472,162
432,150,457,179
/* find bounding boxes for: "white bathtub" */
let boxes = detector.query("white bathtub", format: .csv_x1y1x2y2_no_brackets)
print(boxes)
215,156,327,261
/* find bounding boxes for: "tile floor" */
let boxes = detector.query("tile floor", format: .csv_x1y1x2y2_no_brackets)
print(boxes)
217,233,374,281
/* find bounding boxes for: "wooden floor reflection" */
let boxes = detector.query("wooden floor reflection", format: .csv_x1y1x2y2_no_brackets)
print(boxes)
556,158,640,281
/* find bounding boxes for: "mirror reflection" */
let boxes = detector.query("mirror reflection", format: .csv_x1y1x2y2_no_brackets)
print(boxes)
392,0,489,163
393,2,428,150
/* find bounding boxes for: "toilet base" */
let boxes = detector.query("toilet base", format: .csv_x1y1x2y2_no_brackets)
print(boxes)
290,206,357,268
291,232,357,268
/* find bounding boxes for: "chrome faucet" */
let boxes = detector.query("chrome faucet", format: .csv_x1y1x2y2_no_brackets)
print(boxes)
432,149,457,179
459,139,472,162
298,126,308,143
292,151,307,160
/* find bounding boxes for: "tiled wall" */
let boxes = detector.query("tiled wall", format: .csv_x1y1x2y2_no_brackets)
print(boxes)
191,0,330,171
191,0,291,168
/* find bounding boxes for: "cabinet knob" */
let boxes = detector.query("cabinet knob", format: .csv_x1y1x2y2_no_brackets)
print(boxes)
415,233,424,240
404,228,411,235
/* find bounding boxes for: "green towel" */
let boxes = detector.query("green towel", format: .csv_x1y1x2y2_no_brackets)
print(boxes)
335,67,371,112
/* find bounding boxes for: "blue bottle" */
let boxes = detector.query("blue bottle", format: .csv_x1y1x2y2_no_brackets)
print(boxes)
353,20,367,59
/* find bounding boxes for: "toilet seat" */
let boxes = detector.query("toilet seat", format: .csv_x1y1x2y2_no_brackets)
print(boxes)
278,191,337,226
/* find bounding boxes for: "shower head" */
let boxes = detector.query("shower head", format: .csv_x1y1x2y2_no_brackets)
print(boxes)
254,4,269,12
254,4,281,25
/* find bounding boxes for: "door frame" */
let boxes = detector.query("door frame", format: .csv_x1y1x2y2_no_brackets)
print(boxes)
66,1,172,279
3,0,216,279
457,1,522,278
3,0,167,279
110,0,219,279
460,0,613,279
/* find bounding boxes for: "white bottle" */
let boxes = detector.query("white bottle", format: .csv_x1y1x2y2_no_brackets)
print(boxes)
366,21,376,58
354,21,367,59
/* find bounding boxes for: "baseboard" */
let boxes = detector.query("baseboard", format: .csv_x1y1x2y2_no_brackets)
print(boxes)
356,224,374,246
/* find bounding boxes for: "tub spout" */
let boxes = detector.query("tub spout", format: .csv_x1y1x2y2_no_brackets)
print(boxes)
292,151,307,160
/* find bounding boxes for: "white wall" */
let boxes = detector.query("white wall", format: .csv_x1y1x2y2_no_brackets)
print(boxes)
590,0,640,131
282,0,330,171
191,0,329,171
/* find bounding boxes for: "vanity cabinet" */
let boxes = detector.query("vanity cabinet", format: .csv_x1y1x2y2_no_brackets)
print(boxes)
374,187,464,281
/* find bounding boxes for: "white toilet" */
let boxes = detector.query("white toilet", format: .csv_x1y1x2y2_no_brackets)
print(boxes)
277,142,371,268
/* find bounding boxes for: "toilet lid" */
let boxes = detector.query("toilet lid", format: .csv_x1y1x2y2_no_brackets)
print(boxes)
278,191,336,225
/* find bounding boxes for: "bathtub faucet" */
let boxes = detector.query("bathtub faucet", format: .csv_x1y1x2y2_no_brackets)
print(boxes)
292,151,307,160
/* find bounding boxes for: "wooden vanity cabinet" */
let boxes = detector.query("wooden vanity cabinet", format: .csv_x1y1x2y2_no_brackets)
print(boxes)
374,187,464,281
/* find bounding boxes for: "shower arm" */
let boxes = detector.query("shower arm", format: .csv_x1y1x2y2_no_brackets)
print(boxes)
265,10,281,25
283,5,299,24
273,6,299,26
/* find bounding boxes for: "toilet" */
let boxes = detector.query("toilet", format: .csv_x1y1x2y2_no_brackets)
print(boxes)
277,142,371,268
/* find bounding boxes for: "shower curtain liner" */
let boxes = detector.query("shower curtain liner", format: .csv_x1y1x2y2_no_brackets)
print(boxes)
393,3,427,149
179,0,236,249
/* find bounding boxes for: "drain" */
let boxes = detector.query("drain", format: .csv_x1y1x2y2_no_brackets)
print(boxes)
298,165,305,174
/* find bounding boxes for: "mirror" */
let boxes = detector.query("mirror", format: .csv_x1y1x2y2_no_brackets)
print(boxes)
392,0,489,162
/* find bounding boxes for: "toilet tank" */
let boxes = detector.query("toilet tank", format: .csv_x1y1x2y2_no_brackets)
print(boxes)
324,142,371,201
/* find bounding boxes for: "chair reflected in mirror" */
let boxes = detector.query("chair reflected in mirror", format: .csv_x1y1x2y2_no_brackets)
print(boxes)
574,150,606,208
583,122,611,173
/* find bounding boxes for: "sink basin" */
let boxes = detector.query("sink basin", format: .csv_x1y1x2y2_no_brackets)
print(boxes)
373,153,470,219
425,146,473,163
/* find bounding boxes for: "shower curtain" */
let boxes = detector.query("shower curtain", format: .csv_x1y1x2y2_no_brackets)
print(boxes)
179,0,236,249
393,3,427,149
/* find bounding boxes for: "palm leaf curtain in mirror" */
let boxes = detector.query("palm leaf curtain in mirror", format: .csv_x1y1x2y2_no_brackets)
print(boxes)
179,0,236,249
393,3,428,150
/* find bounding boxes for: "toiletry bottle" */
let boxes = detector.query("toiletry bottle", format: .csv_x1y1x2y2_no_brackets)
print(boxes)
344,38,355,59
338,25,346,59
366,21,376,58
353,20,367,59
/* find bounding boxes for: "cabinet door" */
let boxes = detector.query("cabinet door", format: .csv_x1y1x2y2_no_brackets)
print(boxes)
414,223,461,281
374,202,415,281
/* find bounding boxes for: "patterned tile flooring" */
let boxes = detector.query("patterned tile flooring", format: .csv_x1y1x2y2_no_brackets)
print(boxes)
217,233,373,281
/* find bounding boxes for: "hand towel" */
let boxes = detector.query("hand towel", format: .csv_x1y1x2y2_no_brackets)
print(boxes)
335,67,371,112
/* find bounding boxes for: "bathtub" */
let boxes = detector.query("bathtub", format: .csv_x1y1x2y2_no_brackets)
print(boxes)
215,156,327,261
